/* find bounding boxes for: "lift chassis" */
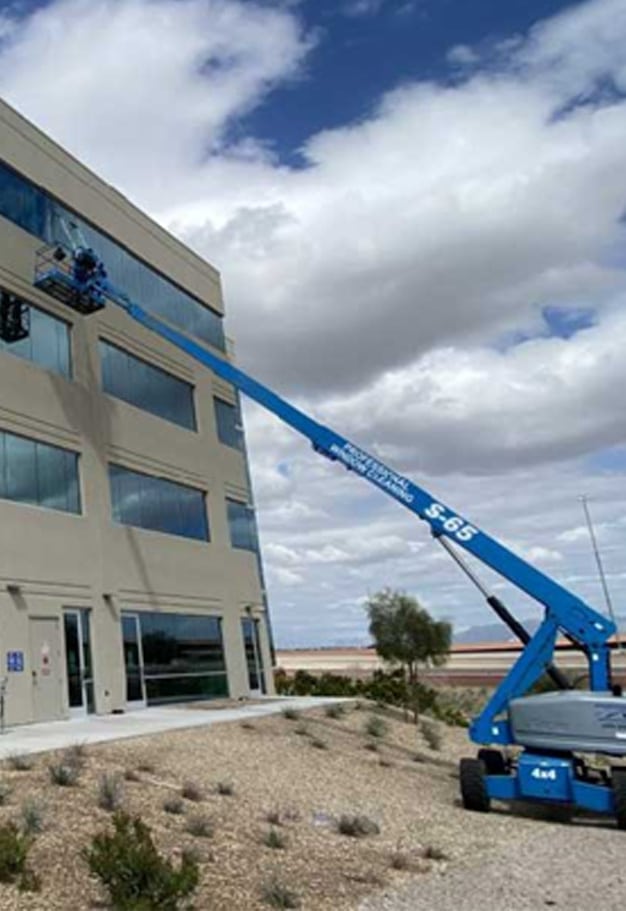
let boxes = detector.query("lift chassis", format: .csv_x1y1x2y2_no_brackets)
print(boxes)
11,235,626,827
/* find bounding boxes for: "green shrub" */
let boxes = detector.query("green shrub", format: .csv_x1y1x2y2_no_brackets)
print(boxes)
6,754,34,772
0,822,39,891
337,814,380,838
185,815,213,838
181,781,204,803
48,761,79,787
85,812,199,910
261,875,301,908
364,715,387,739
262,827,288,850
99,774,125,812
20,799,46,836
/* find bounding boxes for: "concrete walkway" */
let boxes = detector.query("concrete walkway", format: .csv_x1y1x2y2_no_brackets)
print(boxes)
0,697,345,757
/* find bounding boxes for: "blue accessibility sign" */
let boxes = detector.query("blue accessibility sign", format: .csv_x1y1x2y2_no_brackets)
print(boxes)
6,651,24,673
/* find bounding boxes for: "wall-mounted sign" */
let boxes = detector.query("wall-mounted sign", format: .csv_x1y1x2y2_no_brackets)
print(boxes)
6,650,24,673
40,642,51,676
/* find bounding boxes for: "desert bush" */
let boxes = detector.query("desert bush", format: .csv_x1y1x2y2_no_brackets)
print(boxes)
185,815,213,839
337,814,380,838
324,704,345,719
310,737,328,751
364,715,387,739
215,781,234,796
6,754,33,772
263,827,288,850
265,807,282,826
0,783,12,806
261,875,301,908
20,799,46,836
281,707,301,721
181,781,204,803
390,848,410,870
48,761,79,787
0,822,39,891
99,774,125,812
65,743,87,769
420,718,442,751
422,844,448,861
85,812,199,910
163,797,185,816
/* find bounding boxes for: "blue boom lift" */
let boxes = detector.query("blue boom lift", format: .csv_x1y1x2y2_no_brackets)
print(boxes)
9,232,626,826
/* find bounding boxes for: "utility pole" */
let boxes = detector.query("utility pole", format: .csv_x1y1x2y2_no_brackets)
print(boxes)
579,495,623,652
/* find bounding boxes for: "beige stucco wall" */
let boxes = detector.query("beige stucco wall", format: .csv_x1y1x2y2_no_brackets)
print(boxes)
0,99,273,725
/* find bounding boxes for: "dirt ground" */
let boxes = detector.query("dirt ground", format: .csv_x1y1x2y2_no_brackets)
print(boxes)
0,703,620,910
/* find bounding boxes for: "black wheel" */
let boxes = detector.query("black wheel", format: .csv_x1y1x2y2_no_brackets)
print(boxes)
460,757,491,812
611,767,626,830
477,748,507,776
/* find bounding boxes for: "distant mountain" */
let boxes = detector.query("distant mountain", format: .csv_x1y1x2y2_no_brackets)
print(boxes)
454,613,626,645
454,617,540,645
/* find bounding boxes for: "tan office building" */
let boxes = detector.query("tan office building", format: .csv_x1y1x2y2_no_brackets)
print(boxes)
0,98,273,725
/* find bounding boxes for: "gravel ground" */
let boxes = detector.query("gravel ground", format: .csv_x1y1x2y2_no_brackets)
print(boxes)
0,703,621,909
359,816,625,910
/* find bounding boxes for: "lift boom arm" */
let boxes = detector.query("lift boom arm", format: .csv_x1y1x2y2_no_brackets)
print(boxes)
31,242,616,746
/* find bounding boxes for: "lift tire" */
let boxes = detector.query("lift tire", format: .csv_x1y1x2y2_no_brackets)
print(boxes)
460,758,491,812
477,748,507,776
611,767,626,830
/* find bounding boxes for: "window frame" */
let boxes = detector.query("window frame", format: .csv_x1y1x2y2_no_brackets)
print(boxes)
0,428,81,515
0,287,72,379
99,338,197,431
108,462,210,542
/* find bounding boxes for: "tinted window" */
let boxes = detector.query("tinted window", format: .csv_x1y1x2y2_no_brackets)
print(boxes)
214,398,243,449
0,430,80,513
109,464,208,540
227,499,259,551
0,290,71,377
0,160,225,351
140,612,226,675
100,340,196,429
132,610,228,705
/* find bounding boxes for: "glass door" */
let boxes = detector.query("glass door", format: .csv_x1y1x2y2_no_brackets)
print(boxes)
121,613,146,707
242,616,265,696
63,609,94,717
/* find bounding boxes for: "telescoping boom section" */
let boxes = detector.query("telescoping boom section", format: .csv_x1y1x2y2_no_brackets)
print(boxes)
29,239,626,826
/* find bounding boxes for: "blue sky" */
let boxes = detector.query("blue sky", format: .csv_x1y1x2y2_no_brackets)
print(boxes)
2,0,626,647
242,0,578,164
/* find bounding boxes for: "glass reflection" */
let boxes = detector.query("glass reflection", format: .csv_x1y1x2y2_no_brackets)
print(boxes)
100,340,196,430
109,464,209,541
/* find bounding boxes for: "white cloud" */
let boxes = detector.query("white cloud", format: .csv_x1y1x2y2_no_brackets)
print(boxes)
2,0,626,645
